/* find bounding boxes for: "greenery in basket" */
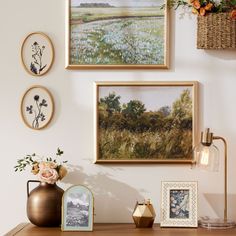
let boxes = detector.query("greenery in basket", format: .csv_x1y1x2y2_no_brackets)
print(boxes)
162,0,236,17
14,148,68,184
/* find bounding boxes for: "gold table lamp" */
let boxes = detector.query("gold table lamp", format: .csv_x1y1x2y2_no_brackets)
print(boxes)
194,128,235,229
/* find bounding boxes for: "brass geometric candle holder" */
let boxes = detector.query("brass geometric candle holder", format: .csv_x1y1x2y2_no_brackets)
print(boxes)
132,199,156,228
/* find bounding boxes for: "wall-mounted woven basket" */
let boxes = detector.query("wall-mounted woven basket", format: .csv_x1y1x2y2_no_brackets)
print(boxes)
197,13,236,49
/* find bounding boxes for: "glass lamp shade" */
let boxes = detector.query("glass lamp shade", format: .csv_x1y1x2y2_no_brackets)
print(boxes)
193,143,219,172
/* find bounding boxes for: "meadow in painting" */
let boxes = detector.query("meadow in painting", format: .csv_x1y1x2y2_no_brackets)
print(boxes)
96,84,195,162
70,0,166,65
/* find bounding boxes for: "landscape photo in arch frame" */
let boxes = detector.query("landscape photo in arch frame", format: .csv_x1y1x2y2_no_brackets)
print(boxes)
61,185,94,231
95,81,198,163
66,0,169,69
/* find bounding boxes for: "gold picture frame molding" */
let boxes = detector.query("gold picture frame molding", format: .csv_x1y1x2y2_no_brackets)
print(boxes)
94,81,199,164
65,0,170,69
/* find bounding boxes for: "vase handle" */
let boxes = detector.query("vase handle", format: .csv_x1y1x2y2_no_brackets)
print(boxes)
27,180,41,198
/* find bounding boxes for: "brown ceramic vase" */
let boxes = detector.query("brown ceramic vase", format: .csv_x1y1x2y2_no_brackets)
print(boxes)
27,180,64,227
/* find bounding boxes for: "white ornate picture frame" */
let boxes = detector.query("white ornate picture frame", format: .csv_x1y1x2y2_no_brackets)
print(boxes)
161,181,198,227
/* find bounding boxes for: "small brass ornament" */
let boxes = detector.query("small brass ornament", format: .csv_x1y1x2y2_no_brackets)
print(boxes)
132,199,156,228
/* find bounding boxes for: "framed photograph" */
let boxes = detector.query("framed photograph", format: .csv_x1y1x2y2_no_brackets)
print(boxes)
66,0,169,69
21,32,54,76
95,81,198,163
20,86,54,130
61,185,94,231
160,181,198,227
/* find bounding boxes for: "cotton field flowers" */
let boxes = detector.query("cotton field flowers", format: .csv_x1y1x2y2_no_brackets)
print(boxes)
14,148,68,184
70,18,164,65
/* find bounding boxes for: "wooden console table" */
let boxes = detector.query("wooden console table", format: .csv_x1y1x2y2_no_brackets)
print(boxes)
5,223,236,236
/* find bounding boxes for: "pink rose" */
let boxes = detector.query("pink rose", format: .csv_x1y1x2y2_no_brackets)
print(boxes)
38,168,59,184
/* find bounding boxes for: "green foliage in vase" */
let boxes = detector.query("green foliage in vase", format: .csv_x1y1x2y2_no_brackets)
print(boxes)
14,148,68,184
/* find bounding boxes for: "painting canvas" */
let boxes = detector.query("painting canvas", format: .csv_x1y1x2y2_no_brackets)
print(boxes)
21,86,54,130
161,181,198,227
95,81,198,163
61,185,94,231
66,0,169,68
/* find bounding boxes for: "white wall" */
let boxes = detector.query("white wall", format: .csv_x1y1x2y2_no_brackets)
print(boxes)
1,0,236,234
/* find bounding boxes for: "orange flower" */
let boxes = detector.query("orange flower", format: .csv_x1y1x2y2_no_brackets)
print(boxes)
231,9,236,19
192,0,201,9
58,166,67,180
31,163,39,175
205,3,213,11
192,7,199,14
200,7,206,16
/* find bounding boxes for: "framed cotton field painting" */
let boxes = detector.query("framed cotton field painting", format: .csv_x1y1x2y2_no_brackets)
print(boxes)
66,0,169,69
160,181,198,227
95,81,198,163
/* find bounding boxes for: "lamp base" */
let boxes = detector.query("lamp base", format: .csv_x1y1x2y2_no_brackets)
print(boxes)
199,218,236,229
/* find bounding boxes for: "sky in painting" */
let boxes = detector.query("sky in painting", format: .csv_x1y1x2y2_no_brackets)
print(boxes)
71,0,163,7
68,192,90,206
99,86,192,112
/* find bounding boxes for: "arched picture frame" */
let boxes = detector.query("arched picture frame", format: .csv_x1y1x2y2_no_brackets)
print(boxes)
21,32,54,76
21,86,54,130
61,185,94,231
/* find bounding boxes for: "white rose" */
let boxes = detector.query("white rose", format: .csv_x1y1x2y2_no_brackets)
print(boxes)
39,161,57,169
38,168,59,184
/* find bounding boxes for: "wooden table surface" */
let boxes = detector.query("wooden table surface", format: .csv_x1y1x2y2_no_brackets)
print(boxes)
5,223,236,236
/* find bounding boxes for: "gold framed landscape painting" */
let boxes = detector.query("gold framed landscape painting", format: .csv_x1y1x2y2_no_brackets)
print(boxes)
66,0,169,69
95,81,198,163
